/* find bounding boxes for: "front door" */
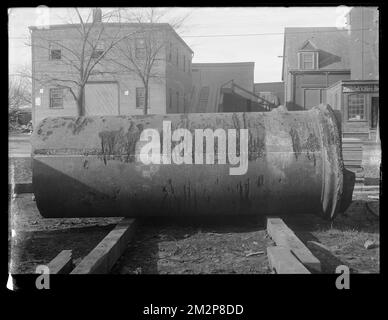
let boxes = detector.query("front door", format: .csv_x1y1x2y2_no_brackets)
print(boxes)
371,96,379,129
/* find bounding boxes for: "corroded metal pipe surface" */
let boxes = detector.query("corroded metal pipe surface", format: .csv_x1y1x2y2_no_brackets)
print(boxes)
31,104,354,219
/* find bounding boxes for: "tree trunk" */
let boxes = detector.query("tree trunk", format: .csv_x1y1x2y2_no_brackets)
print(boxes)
143,84,149,115
77,87,85,116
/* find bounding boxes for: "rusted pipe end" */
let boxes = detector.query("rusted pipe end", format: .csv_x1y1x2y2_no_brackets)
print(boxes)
313,104,354,219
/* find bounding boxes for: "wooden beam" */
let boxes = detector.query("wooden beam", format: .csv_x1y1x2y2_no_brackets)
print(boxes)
48,250,74,274
266,217,321,273
267,246,310,274
71,218,136,274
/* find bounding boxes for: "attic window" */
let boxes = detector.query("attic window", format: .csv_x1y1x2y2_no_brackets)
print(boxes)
298,51,319,70
298,40,319,70
302,52,314,69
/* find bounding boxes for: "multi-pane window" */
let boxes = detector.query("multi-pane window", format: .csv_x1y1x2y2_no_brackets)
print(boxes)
348,94,365,120
135,38,146,59
50,49,61,60
50,42,61,60
50,88,64,109
91,40,104,59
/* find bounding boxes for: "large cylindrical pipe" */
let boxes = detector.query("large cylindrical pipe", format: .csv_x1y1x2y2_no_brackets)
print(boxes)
31,104,354,219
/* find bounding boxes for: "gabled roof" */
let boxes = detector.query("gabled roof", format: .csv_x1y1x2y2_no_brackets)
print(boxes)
298,39,318,51
29,22,193,53
281,27,350,80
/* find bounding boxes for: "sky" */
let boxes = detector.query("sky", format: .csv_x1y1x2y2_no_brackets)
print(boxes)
8,6,350,83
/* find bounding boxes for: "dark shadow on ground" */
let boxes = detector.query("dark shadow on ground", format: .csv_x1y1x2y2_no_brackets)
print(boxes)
295,231,358,273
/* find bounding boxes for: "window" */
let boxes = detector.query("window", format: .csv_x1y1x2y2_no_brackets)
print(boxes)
91,40,104,59
348,94,365,120
135,38,146,59
50,42,61,60
50,88,64,109
176,48,179,66
199,86,210,110
176,91,179,111
50,49,61,60
183,55,186,72
301,52,314,69
136,87,147,109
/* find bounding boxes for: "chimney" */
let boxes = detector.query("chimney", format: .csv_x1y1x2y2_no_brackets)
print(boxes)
93,8,102,23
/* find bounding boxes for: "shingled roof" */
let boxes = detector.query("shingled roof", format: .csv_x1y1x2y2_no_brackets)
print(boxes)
282,27,351,80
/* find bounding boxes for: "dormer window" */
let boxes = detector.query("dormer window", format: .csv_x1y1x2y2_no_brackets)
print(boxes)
297,40,319,70
301,52,314,69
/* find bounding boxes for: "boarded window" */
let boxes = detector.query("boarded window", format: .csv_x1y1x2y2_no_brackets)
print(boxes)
50,88,64,109
348,94,365,120
199,86,210,110
91,40,104,59
135,38,146,59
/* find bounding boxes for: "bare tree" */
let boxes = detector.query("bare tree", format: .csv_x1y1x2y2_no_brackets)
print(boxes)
9,70,31,110
28,8,136,116
110,8,190,114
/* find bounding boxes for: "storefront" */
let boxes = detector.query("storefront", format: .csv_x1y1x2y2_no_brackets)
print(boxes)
326,80,379,140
